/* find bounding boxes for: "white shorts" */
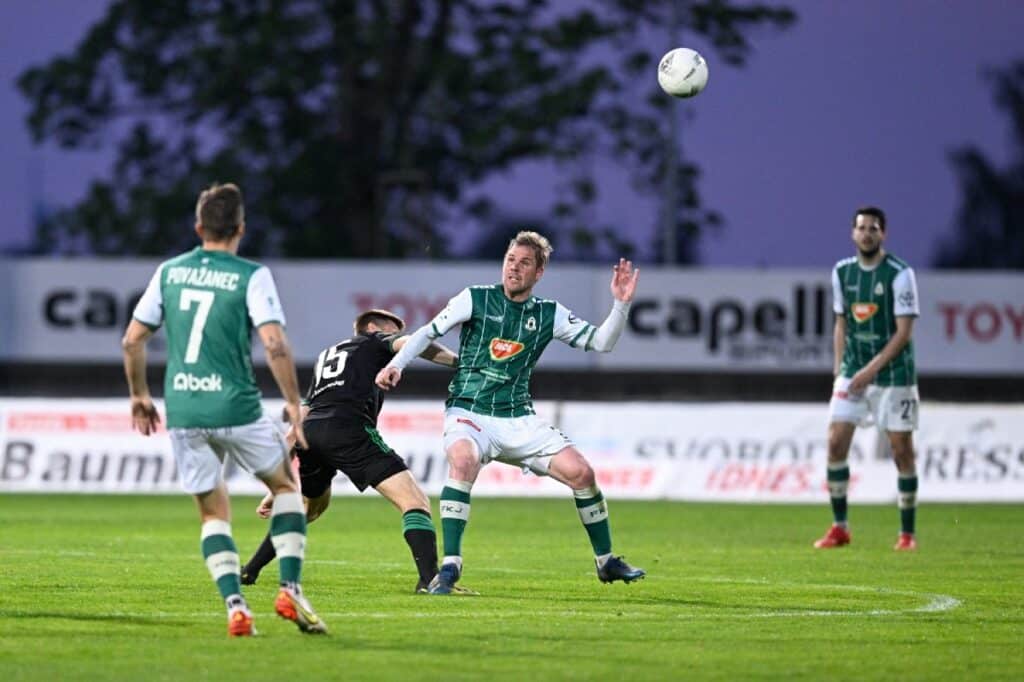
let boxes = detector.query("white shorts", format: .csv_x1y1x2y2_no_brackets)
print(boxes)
828,376,920,432
442,407,574,476
169,414,288,494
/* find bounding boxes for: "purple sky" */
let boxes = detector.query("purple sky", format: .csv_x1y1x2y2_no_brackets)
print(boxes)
1,1,1022,267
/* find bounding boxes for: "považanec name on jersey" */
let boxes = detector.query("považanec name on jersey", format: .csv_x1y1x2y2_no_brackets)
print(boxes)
489,338,525,361
851,302,878,323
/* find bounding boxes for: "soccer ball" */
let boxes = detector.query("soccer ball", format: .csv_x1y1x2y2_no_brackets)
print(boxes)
657,47,709,99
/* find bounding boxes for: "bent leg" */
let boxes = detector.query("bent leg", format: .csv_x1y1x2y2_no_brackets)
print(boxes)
376,471,437,588
548,446,611,556
438,439,482,570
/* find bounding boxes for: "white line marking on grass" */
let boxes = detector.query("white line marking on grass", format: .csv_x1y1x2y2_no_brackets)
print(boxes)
689,577,962,618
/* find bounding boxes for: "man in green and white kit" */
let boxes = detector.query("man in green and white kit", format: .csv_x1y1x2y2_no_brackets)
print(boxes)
376,231,645,594
814,206,921,552
122,183,327,635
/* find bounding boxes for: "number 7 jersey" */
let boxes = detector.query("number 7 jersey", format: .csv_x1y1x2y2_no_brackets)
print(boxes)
132,247,286,428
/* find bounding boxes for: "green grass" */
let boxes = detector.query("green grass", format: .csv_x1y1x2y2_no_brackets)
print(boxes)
1,495,1022,681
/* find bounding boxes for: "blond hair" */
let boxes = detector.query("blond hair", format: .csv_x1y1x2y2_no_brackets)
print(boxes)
507,230,553,269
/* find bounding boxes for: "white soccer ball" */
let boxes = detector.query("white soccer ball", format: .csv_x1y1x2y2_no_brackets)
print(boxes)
657,47,709,99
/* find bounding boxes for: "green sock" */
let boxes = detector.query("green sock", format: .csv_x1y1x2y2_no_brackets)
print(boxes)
898,474,918,534
200,519,242,600
439,480,472,559
270,491,307,585
574,486,612,556
827,463,850,525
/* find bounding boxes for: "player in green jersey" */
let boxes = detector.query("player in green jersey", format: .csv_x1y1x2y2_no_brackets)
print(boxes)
814,206,921,552
122,183,326,636
376,231,645,594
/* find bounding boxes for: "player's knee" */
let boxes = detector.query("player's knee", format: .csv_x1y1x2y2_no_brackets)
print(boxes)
447,442,480,478
565,461,595,489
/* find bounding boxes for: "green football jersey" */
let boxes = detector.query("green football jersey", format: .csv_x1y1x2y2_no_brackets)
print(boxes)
832,253,919,386
430,285,598,417
133,247,286,428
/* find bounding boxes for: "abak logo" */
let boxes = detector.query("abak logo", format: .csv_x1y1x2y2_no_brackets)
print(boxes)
172,372,223,392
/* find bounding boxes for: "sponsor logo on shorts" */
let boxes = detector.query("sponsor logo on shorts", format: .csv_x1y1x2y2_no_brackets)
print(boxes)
489,338,525,361
456,417,482,432
172,372,223,392
851,302,878,323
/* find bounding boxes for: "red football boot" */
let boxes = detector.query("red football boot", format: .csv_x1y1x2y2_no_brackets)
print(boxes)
894,532,917,551
813,524,851,548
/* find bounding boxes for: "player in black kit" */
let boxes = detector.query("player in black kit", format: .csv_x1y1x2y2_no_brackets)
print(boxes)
241,309,459,593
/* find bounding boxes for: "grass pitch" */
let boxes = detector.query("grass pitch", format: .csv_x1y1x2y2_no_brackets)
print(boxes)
1,495,1021,681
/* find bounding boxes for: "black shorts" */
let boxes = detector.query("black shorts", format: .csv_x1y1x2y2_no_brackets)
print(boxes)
297,418,408,497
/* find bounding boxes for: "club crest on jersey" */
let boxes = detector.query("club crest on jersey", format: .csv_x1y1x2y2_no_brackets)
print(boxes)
489,338,525,361
874,282,884,296
851,302,878,323
524,316,537,331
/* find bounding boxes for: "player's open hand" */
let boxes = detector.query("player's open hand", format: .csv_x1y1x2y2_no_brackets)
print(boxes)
610,258,639,303
375,366,402,391
130,397,161,436
256,492,274,519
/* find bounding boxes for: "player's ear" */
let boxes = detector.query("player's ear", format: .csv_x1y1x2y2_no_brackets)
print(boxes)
195,222,204,240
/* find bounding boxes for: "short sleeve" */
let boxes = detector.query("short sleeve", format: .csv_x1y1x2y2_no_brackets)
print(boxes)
553,302,597,350
132,265,165,330
428,288,473,337
247,266,286,327
831,266,845,315
892,268,920,317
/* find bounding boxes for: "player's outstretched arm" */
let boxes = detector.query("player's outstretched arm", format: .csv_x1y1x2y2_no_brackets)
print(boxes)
122,319,161,435
586,257,640,353
258,322,308,449
393,335,459,368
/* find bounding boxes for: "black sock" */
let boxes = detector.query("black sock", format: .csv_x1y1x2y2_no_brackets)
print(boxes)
243,531,277,578
402,509,438,585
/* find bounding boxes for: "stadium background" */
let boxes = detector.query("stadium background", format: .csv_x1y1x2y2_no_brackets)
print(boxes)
1,0,1022,509
1,2,1023,679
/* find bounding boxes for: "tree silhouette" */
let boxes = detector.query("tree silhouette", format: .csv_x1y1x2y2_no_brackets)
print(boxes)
935,60,1024,269
19,0,794,260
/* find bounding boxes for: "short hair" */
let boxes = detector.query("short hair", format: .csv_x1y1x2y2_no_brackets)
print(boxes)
195,183,245,241
354,309,405,335
507,230,553,269
853,206,886,232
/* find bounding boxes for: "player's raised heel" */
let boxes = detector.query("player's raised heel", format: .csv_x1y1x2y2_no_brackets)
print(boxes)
597,556,645,584
428,563,460,595
813,524,851,549
227,606,255,637
275,586,328,634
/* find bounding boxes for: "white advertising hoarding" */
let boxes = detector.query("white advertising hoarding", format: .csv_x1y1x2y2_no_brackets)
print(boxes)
0,259,1020,374
2,398,1021,502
